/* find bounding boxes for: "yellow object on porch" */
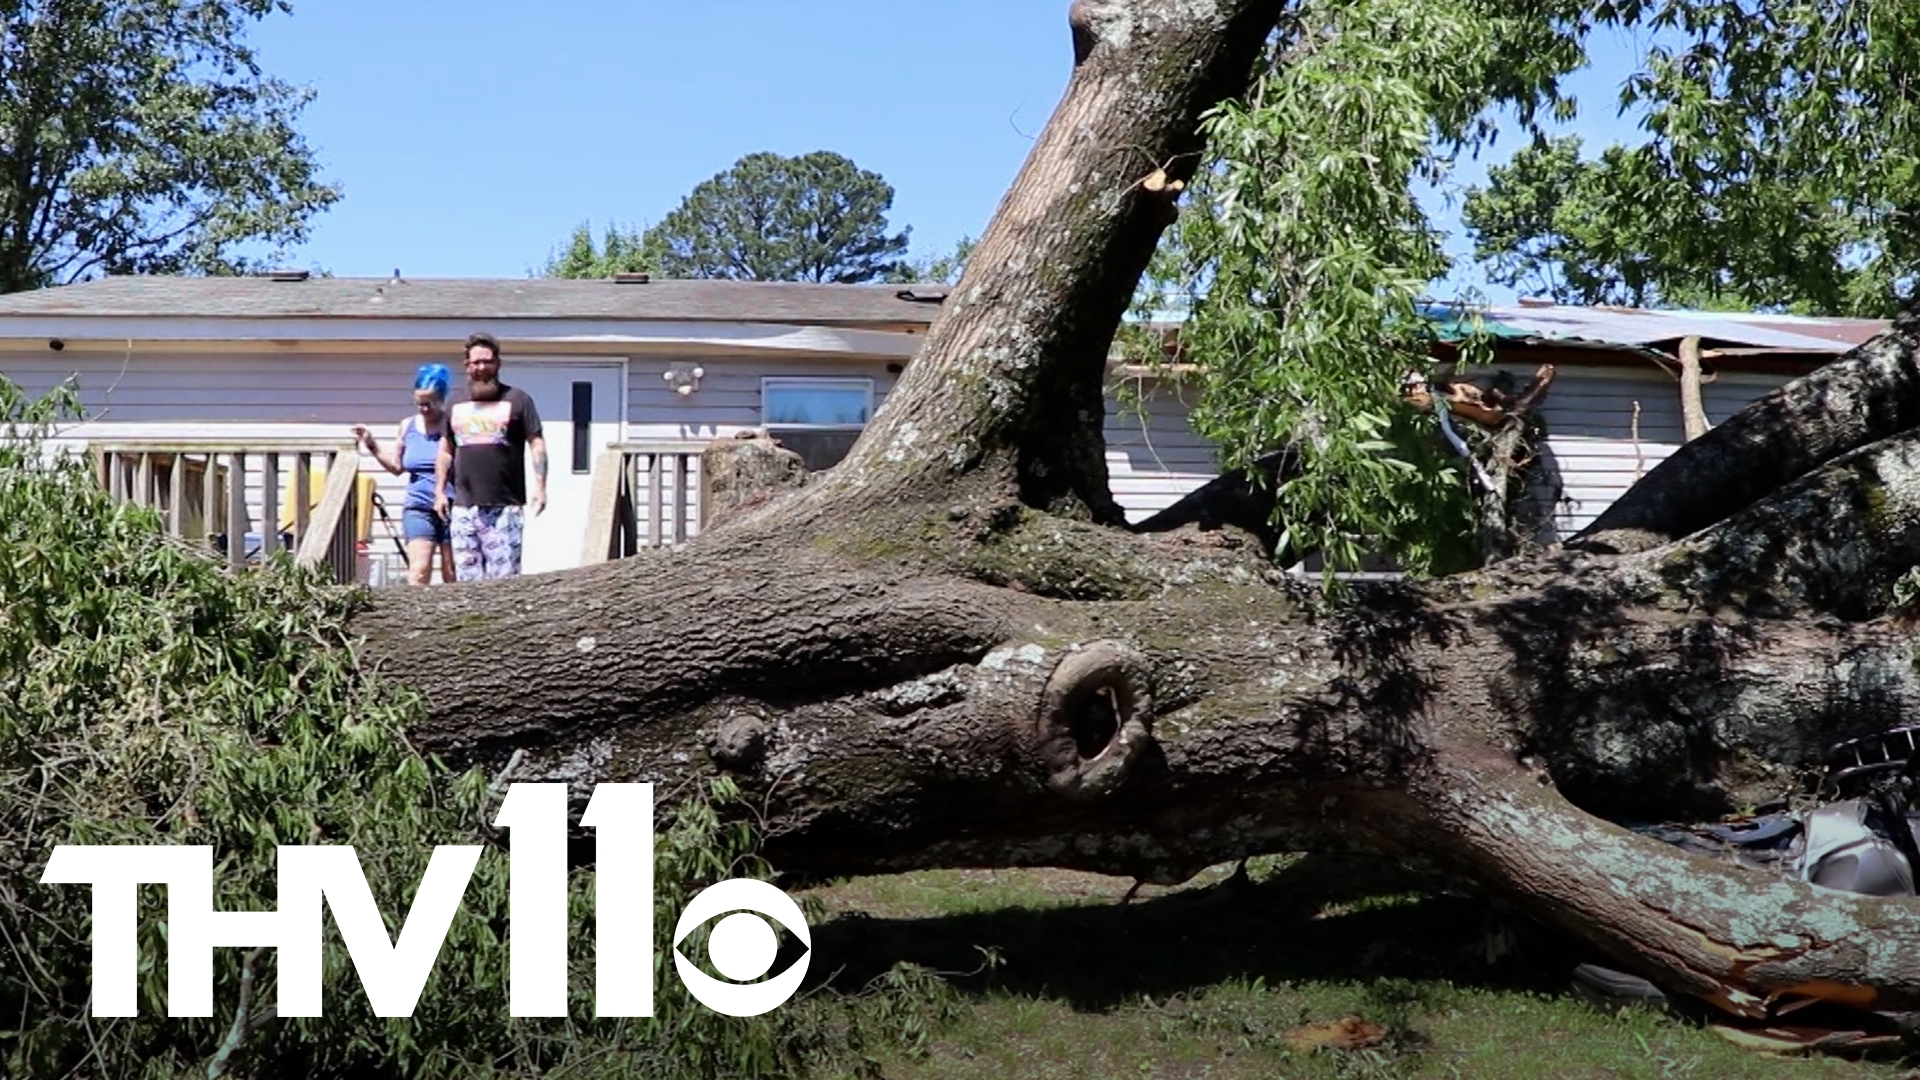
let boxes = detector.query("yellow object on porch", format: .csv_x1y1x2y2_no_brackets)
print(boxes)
279,462,375,543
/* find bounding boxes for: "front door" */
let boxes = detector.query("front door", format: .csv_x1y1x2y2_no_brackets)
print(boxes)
504,362,623,575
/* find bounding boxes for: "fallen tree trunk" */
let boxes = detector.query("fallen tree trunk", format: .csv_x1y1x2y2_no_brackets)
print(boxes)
345,0,1920,1041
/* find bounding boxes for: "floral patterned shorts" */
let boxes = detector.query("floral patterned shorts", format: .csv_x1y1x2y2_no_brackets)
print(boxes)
448,505,525,581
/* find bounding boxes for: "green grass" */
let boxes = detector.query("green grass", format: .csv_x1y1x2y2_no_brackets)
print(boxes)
792,854,1918,1079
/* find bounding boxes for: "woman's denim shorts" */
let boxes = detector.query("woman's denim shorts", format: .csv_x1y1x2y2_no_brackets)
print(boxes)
401,506,450,545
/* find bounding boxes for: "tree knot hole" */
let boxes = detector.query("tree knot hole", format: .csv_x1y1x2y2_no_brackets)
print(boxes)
709,714,769,773
1035,640,1153,799
1073,684,1121,759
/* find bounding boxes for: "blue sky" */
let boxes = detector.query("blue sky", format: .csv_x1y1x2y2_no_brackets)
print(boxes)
246,3,1664,304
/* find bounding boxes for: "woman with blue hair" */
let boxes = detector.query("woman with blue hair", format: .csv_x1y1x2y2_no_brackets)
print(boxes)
354,363,456,584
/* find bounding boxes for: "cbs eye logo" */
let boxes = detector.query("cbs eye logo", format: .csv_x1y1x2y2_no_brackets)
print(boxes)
673,878,812,1016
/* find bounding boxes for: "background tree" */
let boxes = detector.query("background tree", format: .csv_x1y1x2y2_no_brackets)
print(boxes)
886,234,974,285
643,150,911,283
0,0,340,293
1460,135,1670,307
538,221,663,279
1461,2,1920,318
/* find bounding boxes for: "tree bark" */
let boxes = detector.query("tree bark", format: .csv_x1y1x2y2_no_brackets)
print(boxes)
1678,334,1711,442
343,0,1920,1043
807,0,1285,524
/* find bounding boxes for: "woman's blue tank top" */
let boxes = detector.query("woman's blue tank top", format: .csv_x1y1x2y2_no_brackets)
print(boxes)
398,416,444,510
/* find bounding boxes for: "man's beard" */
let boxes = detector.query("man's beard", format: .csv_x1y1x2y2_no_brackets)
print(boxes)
469,377,502,402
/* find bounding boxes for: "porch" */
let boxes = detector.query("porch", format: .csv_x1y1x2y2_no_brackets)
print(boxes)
91,435,714,583
90,429,731,585
580,439,709,563
90,437,367,584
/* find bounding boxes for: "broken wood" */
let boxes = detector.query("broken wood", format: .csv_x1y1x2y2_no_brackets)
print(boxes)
698,432,809,529
1400,374,1516,428
1473,363,1557,562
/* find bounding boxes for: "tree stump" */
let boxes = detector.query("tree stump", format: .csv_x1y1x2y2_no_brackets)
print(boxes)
700,432,809,527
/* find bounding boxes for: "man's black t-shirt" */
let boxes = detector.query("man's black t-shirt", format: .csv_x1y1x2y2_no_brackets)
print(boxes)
447,386,542,507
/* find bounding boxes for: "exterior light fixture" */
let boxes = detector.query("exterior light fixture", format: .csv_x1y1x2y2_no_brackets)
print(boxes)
663,362,706,397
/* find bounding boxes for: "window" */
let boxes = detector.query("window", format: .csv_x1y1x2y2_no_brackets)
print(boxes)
761,377,873,471
570,381,593,473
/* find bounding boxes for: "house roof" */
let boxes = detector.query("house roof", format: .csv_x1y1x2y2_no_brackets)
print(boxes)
1419,301,1887,356
0,274,952,328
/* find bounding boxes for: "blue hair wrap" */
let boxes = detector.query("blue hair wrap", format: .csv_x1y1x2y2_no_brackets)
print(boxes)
413,362,452,402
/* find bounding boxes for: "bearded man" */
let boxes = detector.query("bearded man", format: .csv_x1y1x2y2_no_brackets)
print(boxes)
434,332,547,580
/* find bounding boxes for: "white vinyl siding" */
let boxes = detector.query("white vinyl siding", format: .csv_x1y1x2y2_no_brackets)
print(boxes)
2,343,1803,555
1505,364,1795,538
624,355,899,439
1104,382,1219,524
620,357,901,534
1092,364,1802,537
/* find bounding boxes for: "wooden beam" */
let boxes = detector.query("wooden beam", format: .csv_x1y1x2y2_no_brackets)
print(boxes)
261,453,281,558
202,456,218,543
295,451,362,570
226,451,247,570
648,452,665,548
294,452,311,547
167,454,185,537
580,446,629,565
672,453,691,544
80,437,364,454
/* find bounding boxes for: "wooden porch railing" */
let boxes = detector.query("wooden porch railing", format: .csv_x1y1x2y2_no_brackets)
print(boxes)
581,439,709,564
90,438,364,584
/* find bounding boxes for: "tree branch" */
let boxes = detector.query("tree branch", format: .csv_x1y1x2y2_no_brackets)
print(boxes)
353,548,1017,755
1475,364,1556,562
205,946,270,1080
1613,426,1920,622
1678,334,1711,441
1397,760,1920,1020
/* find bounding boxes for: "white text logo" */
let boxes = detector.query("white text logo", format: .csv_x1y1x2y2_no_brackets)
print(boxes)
38,782,809,1019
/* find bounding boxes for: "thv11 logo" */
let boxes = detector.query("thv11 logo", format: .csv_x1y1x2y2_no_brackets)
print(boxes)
39,783,809,1019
